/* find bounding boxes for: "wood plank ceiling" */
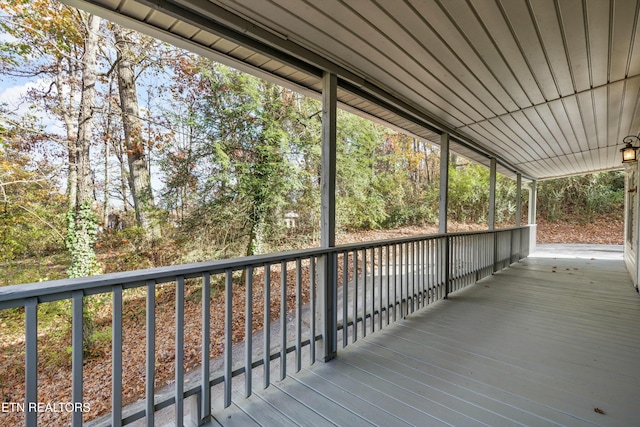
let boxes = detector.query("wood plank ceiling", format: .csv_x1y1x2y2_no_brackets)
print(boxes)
65,0,640,181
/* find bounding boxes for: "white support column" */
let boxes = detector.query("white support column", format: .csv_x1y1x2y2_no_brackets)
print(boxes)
516,173,522,227
439,134,450,234
319,71,337,362
528,181,537,225
528,180,537,253
488,158,497,230
634,161,640,288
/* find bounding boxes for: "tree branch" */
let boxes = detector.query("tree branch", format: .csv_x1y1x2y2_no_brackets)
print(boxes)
0,178,49,188
0,199,65,242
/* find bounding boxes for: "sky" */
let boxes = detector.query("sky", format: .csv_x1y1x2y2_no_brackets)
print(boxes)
0,17,159,204
1,77,64,133
0,22,65,140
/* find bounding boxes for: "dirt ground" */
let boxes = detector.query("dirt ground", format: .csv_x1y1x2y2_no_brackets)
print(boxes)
336,217,624,246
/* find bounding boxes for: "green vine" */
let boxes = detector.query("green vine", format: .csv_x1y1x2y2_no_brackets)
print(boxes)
65,201,101,278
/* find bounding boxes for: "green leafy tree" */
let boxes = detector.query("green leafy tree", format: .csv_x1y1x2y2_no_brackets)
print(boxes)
162,58,310,258
335,112,388,230
376,133,440,227
0,139,66,265
447,163,490,223
537,172,624,222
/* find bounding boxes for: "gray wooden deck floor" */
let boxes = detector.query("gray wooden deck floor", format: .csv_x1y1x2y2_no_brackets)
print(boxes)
209,256,640,427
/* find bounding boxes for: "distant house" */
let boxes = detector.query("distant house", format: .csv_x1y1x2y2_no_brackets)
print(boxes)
284,211,299,229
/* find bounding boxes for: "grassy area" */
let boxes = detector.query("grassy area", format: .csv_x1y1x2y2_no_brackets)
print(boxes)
0,252,69,287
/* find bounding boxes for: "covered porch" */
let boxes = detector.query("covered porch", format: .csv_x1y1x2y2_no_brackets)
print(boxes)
4,0,640,425
211,250,639,427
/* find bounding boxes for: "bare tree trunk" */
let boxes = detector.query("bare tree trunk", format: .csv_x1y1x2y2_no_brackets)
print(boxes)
75,16,100,208
119,147,129,212
66,13,101,279
111,135,130,211
56,57,79,210
102,76,116,227
423,140,431,183
103,133,110,227
67,138,78,211
113,24,159,238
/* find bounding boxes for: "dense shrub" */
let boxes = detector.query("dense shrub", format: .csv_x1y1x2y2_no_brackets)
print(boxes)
537,172,624,222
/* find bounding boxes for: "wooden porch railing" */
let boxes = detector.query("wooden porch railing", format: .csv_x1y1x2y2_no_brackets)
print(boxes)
0,226,532,426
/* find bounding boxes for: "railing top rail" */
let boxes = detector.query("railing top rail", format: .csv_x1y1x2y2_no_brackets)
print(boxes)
0,226,531,305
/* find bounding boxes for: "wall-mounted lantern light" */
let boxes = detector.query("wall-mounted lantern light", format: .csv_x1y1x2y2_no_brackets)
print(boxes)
621,135,640,163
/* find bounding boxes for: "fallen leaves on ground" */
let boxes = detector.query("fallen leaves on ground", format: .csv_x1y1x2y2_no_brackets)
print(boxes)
536,217,623,245
0,218,623,425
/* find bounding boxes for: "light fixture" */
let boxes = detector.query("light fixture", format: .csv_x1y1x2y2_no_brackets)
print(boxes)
621,135,640,163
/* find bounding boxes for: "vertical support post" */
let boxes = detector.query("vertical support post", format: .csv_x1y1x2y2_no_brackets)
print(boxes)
493,232,499,273
398,244,403,317
634,162,640,286
362,249,367,338
488,158,497,231
295,258,302,372
244,267,253,397
263,264,271,387
353,250,358,342
71,290,83,427
444,240,448,299
444,237,450,298
309,257,316,364
223,270,233,408
321,71,336,249
112,285,123,427
342,252,348,347
515,173,522,262
25,298,37,427
146,281,156,425
515,173,522,227
377,246,383,330
371,247,376,333
509,229,514,263
439,133,450,234
385,246,390,325
439,134,450,298
201,273,211,421
175,277,185,425
392,245,397,320
528,181,537,224
528,180,538,253
319,71,337,362
280,262,287,380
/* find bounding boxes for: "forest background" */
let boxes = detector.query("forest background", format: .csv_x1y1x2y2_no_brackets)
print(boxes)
0,0,624,286
0,1,625,424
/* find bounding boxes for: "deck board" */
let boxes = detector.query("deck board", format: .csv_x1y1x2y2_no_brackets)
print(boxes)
210,398,259,427
213,256,640,426
250,387,336,427
292,369,411,426
301,362,452,426
229,390,300,427
270,378,375,427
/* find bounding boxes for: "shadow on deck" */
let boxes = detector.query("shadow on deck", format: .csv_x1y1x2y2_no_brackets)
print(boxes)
210,252,640,426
